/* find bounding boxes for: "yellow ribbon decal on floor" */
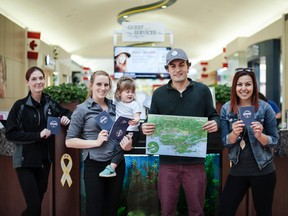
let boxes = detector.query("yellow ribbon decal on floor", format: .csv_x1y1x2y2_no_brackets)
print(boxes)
60,153,73,187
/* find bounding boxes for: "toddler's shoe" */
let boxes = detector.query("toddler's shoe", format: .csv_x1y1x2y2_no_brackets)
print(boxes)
99,165,116,177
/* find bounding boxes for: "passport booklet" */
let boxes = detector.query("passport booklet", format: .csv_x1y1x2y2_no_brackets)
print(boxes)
239,106,255,126
95,111,131,141
47,116,61,135
95,110,114,131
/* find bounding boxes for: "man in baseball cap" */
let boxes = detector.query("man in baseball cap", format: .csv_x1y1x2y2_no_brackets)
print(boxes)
141,48,220,215
165,48,189,66
164,48,191,70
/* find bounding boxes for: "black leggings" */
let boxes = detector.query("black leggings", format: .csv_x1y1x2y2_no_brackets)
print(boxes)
16,162,51,216
219,171,276,216
84,158,125,216
111,131,140,165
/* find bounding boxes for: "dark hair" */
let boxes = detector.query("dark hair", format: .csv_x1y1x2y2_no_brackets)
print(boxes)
25,66,45,81
258,92,268,102
230,69,259,114
114,76,136,101
88,70,112,97
164,60,191,70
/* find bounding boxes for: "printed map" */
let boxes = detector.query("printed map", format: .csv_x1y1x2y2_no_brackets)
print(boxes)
146,114,208,158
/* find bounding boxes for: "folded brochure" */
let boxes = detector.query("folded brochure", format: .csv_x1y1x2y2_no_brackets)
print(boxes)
95,110,131,140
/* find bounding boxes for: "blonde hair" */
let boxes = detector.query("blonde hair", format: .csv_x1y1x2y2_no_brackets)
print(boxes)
114,76,136,101
88,70,112,97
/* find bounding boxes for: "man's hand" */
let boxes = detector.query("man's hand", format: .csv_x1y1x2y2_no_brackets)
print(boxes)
141,123,156,135
202,120,218,133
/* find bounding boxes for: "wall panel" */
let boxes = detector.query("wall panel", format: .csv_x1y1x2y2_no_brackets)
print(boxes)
4,19,14,59
14,24,25,62
0,15,4,55
13,60,26,98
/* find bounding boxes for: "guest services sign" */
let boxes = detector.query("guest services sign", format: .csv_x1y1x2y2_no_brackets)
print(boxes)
122,22,164,42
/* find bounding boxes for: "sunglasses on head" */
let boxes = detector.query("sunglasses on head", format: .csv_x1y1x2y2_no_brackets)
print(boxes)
235,67,254,73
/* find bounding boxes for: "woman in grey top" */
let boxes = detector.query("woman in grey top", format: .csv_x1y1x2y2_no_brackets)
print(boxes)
66,70,132,216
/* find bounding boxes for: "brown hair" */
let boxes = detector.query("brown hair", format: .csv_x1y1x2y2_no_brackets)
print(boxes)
114,76,136,101
230,68,259,114
164,60,191,70
88,70,112,97
25,66,45,81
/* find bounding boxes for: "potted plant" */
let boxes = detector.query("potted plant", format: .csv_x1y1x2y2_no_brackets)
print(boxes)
214,84,231,114
43,83,88,108
214,84,231,104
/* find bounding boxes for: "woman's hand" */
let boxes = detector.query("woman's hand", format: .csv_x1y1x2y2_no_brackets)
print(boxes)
40,128,51,139
120,134,133,151
141,123,156,135
96,130,109,146
228,120,245,144
60,116,70,126
251,121,263,139
231,120,245,136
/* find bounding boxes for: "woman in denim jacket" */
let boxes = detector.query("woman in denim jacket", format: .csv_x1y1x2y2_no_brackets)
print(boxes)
219,68,278,216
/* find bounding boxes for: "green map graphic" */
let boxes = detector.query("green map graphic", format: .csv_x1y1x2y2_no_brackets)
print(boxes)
146,114,208,158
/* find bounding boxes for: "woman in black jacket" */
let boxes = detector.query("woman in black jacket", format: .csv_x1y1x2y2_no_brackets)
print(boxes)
5,66,72,216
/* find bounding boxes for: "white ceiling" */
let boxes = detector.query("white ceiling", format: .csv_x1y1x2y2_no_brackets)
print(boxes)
1,0,288,69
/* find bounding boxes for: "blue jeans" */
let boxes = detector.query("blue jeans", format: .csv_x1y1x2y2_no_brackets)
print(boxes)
158,164,206,216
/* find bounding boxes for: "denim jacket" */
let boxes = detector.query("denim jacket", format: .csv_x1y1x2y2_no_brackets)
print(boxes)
220,100,278,169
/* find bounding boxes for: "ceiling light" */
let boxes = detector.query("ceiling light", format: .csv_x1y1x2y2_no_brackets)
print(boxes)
117,0,177,24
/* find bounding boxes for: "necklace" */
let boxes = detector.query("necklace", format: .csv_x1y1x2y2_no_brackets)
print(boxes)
240,128,246,149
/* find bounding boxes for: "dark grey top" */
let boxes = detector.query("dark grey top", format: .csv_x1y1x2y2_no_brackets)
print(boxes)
66,97,119,162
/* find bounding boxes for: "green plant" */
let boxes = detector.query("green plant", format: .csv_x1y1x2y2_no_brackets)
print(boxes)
214,84,231,104
44,83,88,104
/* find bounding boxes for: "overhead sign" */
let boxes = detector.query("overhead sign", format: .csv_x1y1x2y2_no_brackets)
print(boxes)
122,22,164,42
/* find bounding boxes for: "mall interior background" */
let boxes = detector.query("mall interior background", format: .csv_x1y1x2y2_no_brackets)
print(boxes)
1,3,288,216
